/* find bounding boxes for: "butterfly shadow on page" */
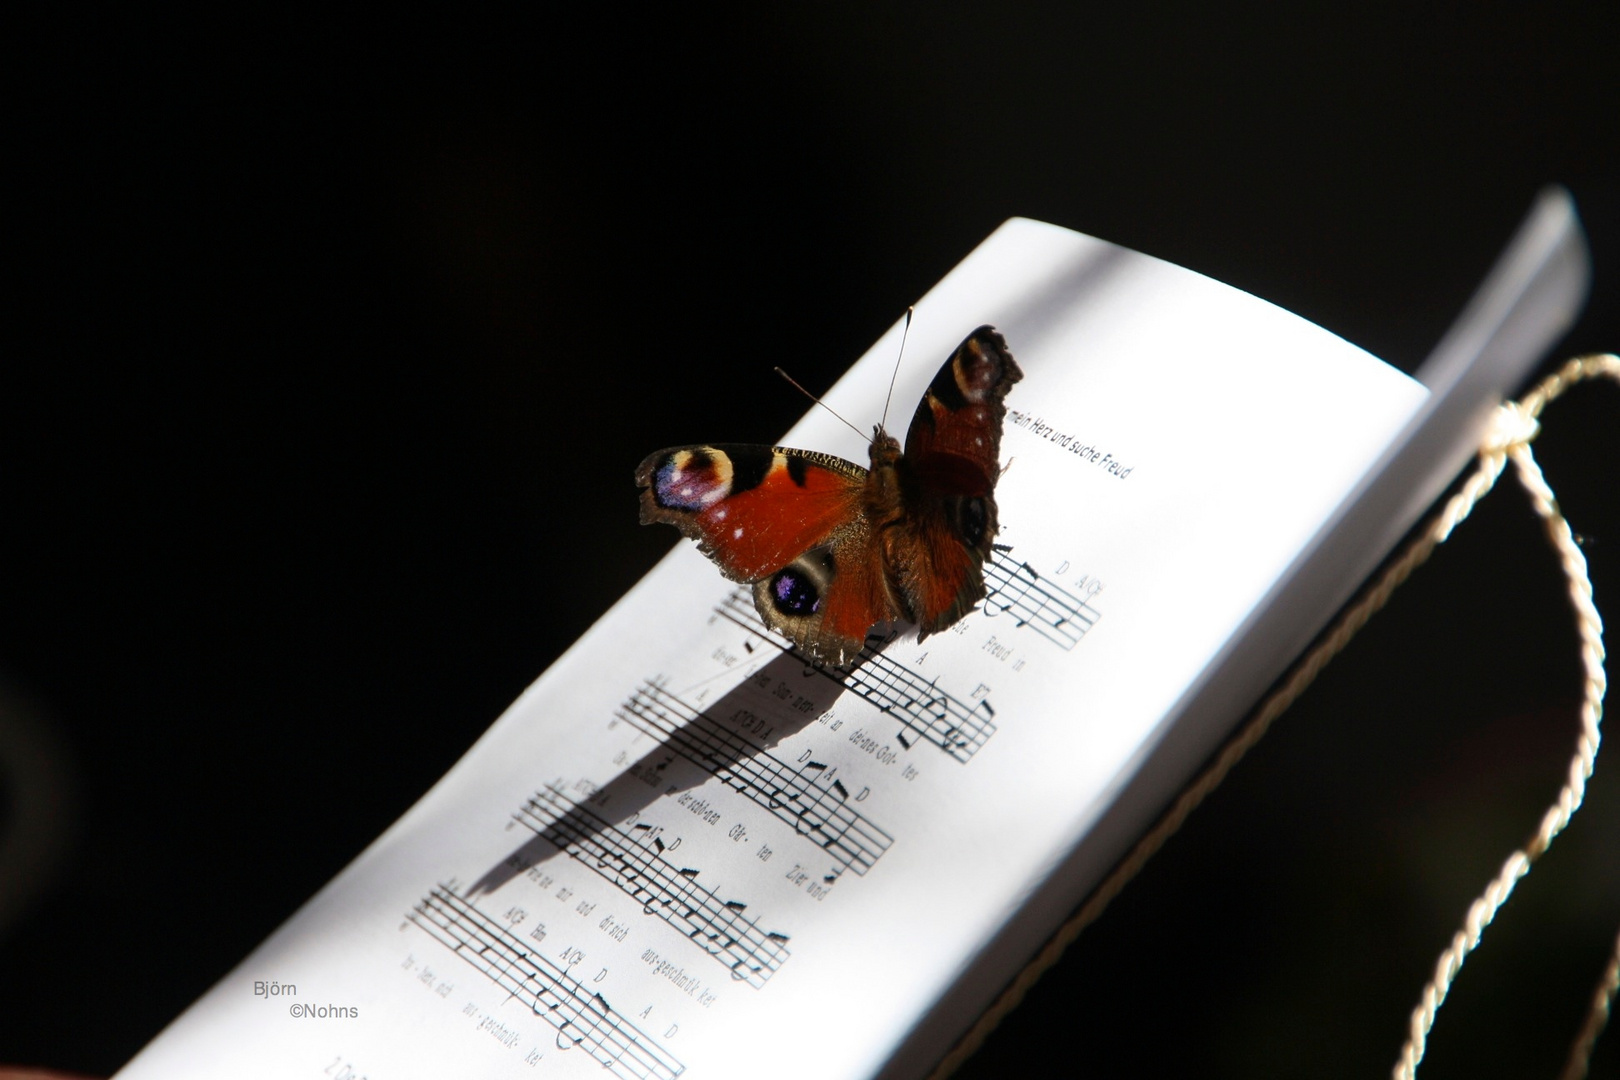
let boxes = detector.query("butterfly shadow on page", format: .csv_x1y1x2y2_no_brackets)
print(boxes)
467,613,929,904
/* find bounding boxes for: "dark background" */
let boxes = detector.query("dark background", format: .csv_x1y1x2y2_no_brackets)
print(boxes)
6,6,1620,1077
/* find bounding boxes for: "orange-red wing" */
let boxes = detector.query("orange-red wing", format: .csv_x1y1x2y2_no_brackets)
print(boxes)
749,527,898,667
636,444,867,582
902,326,1022,495
814,537,897,650
893,499,991,636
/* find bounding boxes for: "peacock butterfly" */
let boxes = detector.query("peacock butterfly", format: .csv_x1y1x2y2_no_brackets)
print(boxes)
636,326,1022,666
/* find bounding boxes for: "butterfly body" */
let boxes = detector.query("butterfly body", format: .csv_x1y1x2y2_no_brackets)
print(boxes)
637,327,1021,665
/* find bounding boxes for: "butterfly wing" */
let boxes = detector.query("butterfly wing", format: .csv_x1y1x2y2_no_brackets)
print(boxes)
895,326,1023,634
748,524,899,666
902,325,1022,489
636,443,900,664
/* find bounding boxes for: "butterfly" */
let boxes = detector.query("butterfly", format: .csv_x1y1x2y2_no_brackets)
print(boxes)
636,326,1022,666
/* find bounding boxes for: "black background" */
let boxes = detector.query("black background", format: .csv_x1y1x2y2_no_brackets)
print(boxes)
6,6,1620,1077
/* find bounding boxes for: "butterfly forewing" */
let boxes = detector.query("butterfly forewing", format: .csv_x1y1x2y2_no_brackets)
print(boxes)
635,444,867,582
902,326,1021,495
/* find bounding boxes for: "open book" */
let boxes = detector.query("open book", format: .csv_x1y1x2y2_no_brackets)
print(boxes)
114,191,1588,1080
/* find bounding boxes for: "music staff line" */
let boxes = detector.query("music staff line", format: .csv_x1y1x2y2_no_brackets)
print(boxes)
617,681,894,877
982,552,1102,651
409,884,684,1080
714,593,997,763
515,785,791,988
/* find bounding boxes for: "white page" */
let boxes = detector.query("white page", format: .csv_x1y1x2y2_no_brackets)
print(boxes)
114,219,1425,1080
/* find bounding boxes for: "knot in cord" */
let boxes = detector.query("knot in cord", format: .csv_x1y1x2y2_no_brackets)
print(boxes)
1483,398,1541,453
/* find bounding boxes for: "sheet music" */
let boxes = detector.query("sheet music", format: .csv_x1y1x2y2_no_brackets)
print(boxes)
113,219,1427,1080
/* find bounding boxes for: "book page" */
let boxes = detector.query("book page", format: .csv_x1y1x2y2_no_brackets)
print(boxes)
114,219,1426,1080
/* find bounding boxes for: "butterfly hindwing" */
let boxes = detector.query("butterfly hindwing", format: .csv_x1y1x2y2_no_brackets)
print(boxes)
750,531,896,666
893,490,1000,637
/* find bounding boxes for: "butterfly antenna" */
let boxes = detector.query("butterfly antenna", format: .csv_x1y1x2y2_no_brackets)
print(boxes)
879,306,914,433
774,368,870,443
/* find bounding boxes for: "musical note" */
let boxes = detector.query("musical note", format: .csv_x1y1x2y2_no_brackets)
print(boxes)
514,786,795,987
713,594,999,762
615,682,895,873
981,554,1103,650
408,884,683,1080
